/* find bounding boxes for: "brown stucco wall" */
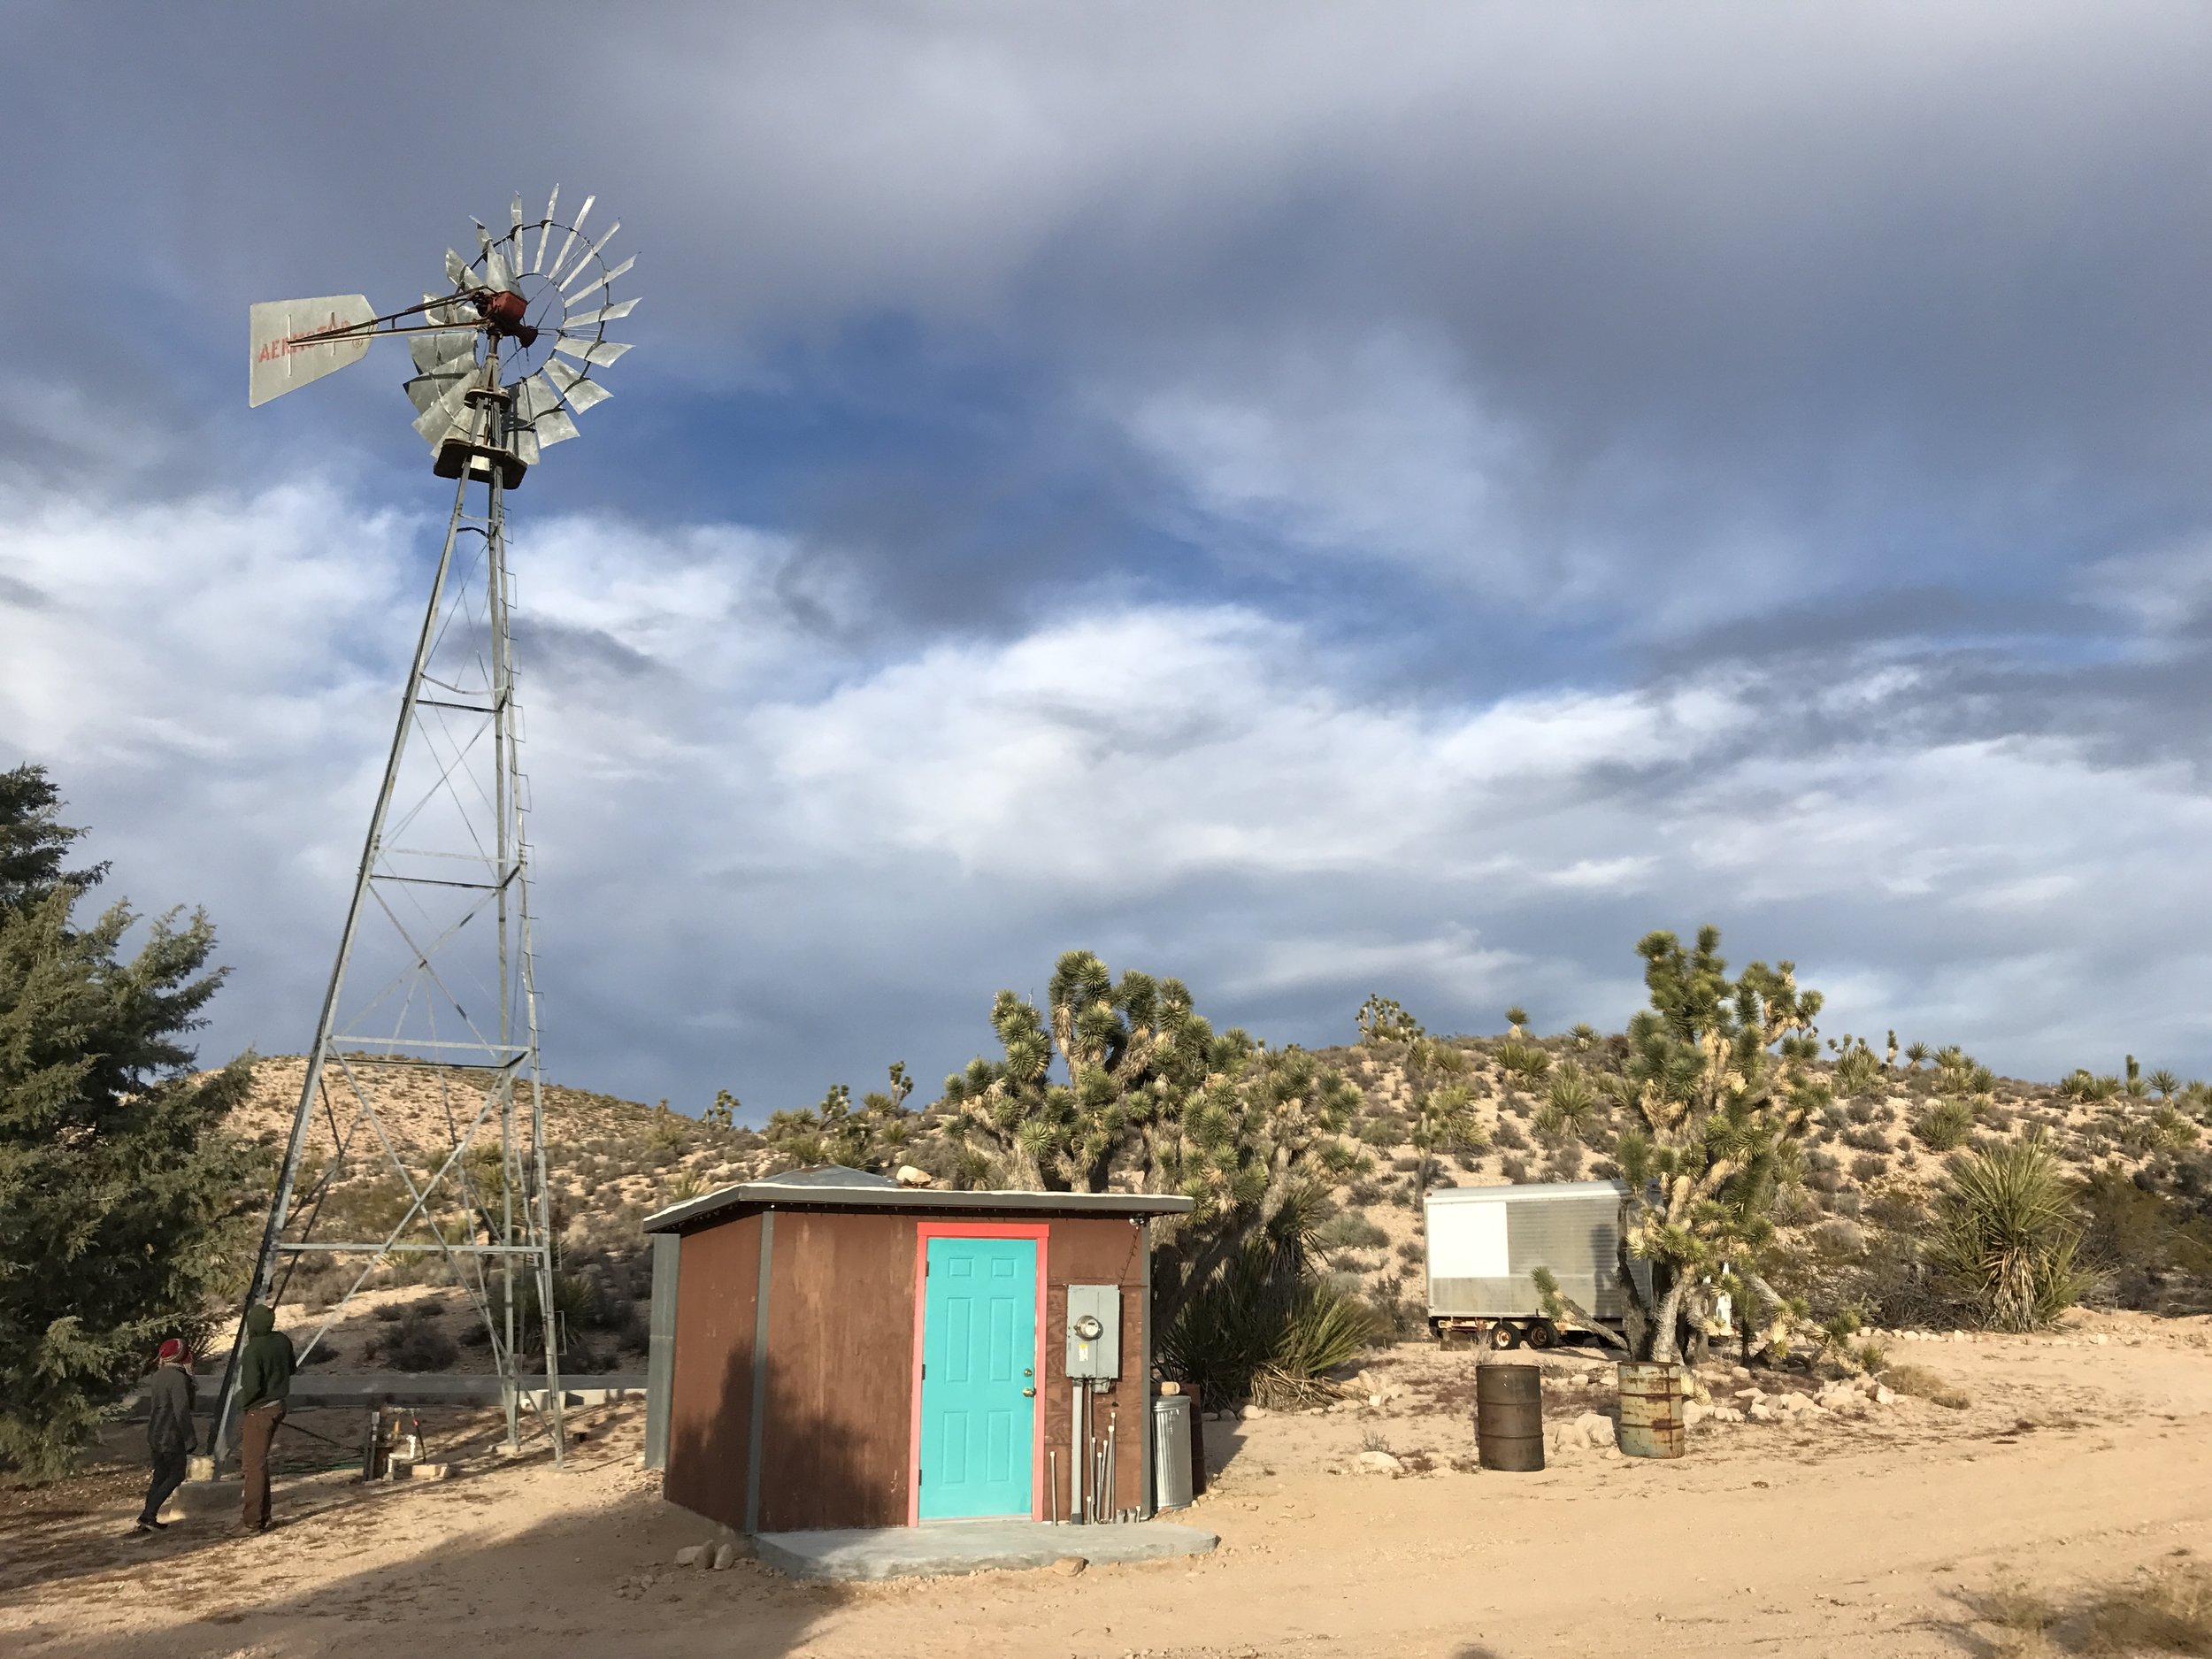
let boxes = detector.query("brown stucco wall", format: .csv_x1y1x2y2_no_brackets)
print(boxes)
1041,1215,1150,1520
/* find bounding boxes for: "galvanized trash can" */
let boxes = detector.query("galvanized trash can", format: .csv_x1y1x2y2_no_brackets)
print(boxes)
1152,1394,1194,1509
1475,1362,1544,1471
1617,1361,1686,1458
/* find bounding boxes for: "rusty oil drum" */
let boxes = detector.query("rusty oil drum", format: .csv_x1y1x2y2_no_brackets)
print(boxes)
1474,1362,1544,1471
1617,1361,1686,1458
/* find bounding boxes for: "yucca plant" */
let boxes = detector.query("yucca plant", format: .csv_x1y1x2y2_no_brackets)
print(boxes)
1924,1131,2089,1331
1546,1060,1601,1131
2148,1069,2182,1101
1832,1039,1883,1099
1913,1098,1976,1152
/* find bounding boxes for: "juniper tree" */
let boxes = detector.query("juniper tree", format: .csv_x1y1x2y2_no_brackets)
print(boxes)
0,766,263,1476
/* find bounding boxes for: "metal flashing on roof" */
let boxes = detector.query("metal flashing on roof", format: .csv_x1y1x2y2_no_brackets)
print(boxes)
1424,1179,1629,1203
753,1164,901,1189
641,1179,1195,1236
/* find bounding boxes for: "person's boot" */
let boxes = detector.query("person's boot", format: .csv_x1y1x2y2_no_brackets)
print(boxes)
133,1517,166,1534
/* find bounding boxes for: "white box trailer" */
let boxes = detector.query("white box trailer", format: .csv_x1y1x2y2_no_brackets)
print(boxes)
1424,1179,1645,1350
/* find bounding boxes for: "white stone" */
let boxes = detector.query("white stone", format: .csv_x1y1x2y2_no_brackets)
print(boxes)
1572,1410,1615,1448
1873,1386,1895,1406
1356,1449,1405,1476
1682,1400,1708,1428
1748,1402,1774,1422
675,1545,707,1568
711,1542,737,1571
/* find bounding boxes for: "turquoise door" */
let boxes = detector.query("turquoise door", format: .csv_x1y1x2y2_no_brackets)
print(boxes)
918,1236,1037,1520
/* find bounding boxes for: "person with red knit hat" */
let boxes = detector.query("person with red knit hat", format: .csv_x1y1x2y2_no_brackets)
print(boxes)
135,1338,196,1534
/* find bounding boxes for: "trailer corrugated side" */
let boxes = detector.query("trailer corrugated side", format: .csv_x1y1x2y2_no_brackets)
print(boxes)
1424,1180,1634,1337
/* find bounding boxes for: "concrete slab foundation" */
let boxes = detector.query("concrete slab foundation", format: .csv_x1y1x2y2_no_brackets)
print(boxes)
752,1519,1219,1581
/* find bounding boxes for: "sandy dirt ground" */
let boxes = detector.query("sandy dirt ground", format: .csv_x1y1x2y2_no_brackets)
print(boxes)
6,1309,2211,1659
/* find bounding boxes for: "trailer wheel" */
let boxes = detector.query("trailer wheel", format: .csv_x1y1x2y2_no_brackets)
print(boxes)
1486,1323,1524,1350
1525,1319,1560,1351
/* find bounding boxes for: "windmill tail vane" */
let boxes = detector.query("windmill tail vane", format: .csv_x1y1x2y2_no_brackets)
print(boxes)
247,185,637,487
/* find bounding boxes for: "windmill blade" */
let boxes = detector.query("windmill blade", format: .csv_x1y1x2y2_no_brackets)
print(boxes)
561,296,638,330
562,255,635,307
512,424,542,468
511,193,526,249
557,222,622,293
531,185,559,274
445,249,470,288
543,357,611,413
545,194,595,283
529,406,581,447
512,373,565,421
410,331,476,375
248,295,376,407
553,337,632,369
411,373,478,443
403,369,472,417
485,240,517,295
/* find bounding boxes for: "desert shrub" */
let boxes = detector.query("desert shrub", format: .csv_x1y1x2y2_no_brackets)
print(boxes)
1499,1156,1530,1184
1844,1125,1891,1154
1832,1042,1883,1098
1846,1099,1880,1125
1358,1117,1402,1149
2078,1170,2212,1297
373,1302,407,1323
1493,1118,1528,1151
1804,1149,1843,1193
1850,1153,1889,1184
1883,1362,1970,1409
1925,1132,2088,1331
1913,1098,1976,1151
1394,1238,1424,1266
369,1310,457,1372
1494,1039,1551,1084
1314,1210,1389,1252
1541,1145,1584,1181
1452,1149,1483,1171
1346,1179,1383,1206
1863,1187,1925,1232
1775,1187,1820,1227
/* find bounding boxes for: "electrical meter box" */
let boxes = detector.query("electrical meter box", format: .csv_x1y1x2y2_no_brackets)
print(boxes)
1064,1284,1121,1379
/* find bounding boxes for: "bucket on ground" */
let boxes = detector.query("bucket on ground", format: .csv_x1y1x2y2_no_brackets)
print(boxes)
1474,1362,1544,1471
1617,1361,1686,1458
1152,1394,1194,1509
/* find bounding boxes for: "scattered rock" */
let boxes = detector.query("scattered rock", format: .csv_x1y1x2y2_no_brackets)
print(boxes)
1368,1393,1385,1409
1748,1402,1775,1423
1356,1449,1405,1476
675,1545,707,1568
1730,1365,1752,1382
1571,1410,1615,1448
1052,1556,1088,1576
1873,1385,1895,1406
1682,1400,1708,1428
1244,1405,1270,1419
895,1164,935,1188
711,1542,738,1570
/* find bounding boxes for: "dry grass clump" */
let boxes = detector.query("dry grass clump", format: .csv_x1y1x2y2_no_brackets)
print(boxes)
1965,1557,2212,1655
1883,1362,1971,1409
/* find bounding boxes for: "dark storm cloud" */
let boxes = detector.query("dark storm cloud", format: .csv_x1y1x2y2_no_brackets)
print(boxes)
5,4,2212,1108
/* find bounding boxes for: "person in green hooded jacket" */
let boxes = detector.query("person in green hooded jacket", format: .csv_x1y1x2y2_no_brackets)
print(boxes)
234,1304,295,1532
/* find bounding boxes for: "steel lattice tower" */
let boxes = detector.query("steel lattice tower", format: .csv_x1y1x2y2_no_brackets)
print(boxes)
216,189,638,1466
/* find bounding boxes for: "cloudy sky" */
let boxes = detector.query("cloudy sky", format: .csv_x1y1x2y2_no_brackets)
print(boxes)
6,3,2212,1111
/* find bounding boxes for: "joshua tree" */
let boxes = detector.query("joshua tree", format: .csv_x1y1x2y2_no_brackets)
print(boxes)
2148,1068,2182,1102
1540,926,1828,1366
1504,1005,1531,1038
1904,1041,1931,1071
1355,994,1424,1046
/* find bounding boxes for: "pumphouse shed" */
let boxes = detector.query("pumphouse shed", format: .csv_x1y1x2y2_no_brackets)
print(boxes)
641,1168,1194,1535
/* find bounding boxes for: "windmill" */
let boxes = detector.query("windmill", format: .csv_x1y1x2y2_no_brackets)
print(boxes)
212,189,637,1469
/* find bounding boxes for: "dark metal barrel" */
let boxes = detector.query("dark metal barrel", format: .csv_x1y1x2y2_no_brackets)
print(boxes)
1475,1363,1544,1471
1617,1361,1686,1459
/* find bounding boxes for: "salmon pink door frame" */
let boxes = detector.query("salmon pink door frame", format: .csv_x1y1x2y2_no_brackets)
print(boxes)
908,1220,1049,1525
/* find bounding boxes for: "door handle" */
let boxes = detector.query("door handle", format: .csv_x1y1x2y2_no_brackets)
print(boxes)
1022,1386,1036,1397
